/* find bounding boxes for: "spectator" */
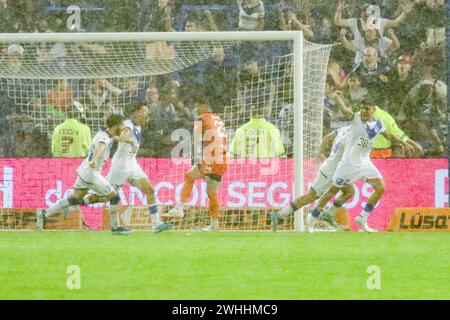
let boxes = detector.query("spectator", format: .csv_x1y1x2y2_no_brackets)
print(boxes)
3,44,24,74
184,10,218,32
309,4,334,44
343,72,368,104
141,85,165,157
237,0,265,31
237,59,276,121
230,106,285,158
386,54,417,114
9,116,50,157
146,84,183,157
0,80,23,157
340,25,399,65
36,39,67,68
47,79,74,113
334,1,415,40
327,59,347,88
167,85,195,130
323,79,350,135
277,102,293,150
203,46,240,112
0,0,15,33
278,6,314,40
416,0,446,48
399,78,447,156
143,0,175,32
352,47,391,100
51,103,92,158
85,79,111,112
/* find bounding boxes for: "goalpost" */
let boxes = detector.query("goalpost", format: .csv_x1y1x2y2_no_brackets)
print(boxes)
0,31,332,232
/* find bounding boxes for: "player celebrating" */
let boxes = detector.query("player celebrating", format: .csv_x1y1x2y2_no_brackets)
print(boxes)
165,96,228,232
308,93,421,232
82,101,171,233
36,114,132,235
271,125,354,231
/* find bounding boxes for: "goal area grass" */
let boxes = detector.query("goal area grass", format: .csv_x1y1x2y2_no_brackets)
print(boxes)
0,231,448,300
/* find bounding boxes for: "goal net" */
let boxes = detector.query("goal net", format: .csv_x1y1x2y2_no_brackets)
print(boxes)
0,32,332,232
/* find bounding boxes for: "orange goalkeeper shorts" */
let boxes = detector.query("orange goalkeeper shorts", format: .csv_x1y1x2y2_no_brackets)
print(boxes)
370,148,393,159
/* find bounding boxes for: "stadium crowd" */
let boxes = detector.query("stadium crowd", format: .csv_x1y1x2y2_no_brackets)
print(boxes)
0,0,447,158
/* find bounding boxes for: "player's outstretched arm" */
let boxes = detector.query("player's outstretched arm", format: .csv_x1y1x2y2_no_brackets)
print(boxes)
318,131,337,158
331,90,354,119
89,142,107,168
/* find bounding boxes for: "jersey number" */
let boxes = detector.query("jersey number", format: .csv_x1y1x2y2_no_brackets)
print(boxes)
213,119,227,138
358,137,370,149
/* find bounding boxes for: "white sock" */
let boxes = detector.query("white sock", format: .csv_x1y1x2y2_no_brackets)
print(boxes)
211,219,219,228
109,204,120,229
279,205,293,218
359,210,370,220
46,198,71,218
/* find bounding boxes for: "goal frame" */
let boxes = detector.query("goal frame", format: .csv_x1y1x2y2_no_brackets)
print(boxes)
0,31,305,231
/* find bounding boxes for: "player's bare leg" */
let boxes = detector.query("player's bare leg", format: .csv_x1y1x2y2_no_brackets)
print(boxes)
82,193,109,204
271,189,320,231
167,165,204,218
201,176,221,232
130,178,171,232
307,185,341,232
321,184,355,230
36,189,88,231
79,188,131,235
355,178,385,233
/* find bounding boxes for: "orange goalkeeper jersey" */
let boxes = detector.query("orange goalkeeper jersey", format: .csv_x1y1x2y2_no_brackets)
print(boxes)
197,112,228,175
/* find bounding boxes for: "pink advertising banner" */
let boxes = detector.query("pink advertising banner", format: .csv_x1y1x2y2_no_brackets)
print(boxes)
0,158,448,230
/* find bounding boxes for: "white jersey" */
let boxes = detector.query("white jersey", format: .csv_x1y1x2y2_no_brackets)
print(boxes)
341,113,385,165
111,119,141,165
320,126,351,175
311,126,350,195
77,129,113,175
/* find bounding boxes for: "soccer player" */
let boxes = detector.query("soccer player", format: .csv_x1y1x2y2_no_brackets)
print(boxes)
36,114,132,235
165,97,228,232
82,101,171,233
308,92,420,232
271,125,355,231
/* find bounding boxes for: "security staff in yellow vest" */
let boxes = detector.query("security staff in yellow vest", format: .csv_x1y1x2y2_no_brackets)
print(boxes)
372,105,423,158
230,104,285,158
51,102,92,157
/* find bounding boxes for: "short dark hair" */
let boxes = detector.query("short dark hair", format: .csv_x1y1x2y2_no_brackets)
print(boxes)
106,114,124,128
360,94,377,107
128,100,147,117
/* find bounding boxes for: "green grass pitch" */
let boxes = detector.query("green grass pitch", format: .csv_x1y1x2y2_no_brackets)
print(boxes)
0,231,448,299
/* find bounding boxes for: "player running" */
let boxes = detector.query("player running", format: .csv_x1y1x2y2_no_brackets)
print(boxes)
82,101,171,233
164,96,228,232
36,114,132,235
271,125,355,232
308,92,421,232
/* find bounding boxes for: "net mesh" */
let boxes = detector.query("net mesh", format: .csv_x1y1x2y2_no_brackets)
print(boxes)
0,41,234,79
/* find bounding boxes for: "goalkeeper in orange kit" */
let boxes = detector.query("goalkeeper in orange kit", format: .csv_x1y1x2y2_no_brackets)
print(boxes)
164,96,228,232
